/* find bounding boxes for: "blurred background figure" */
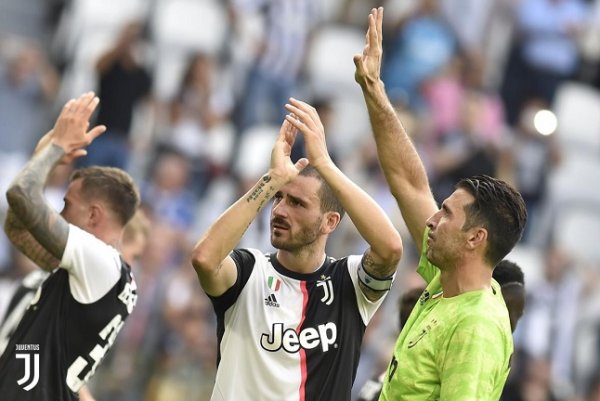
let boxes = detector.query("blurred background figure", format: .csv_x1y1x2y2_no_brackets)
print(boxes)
232,0,320,131
501,0,588,126
79,21,152,170
0,40,59,233
499,98,562,241
381,0,456,109
163,53,234,196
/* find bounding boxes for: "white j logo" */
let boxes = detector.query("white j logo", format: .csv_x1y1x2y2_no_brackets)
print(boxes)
317,280,334,305
16,353,39,391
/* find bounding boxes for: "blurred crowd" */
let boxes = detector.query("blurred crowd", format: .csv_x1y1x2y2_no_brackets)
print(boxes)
1,0,600,400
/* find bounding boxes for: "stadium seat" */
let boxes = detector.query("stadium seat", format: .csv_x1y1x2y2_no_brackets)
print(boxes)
505,243,545,287
554,206,600,266
553,81,600,156
304,25,366,97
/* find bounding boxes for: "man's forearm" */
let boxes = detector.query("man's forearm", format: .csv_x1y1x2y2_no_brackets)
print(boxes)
193,173,285,269
316,162,402,275
361,80,429,195
6,143,69,260
4,209,60,269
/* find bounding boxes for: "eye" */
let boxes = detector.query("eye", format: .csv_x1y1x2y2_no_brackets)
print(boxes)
273,193,282,204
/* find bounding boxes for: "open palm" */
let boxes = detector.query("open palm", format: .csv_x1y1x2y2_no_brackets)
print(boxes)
354,7,384,88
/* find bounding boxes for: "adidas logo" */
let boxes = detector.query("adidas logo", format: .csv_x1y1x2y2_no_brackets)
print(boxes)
264,294,280,308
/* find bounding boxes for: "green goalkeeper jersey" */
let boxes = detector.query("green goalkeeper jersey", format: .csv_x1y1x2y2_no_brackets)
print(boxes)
379,229,513,401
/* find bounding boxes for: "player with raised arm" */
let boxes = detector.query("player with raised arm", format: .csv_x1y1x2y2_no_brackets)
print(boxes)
191,99,403,401
354,8,527,401
0,92,140,401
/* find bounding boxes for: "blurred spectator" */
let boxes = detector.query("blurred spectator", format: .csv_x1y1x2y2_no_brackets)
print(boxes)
0,40,58,156
164,53,235,194
499,98,562,240
501,0,588,125
493,259,526,334
519,245,583,401
80,21,152,170
232,0,320,130
574,265,600,399
0,39,59,219
146,263,216,401
141,151,197,234
381,0,456,109
429,90,500,201
440,0,495,56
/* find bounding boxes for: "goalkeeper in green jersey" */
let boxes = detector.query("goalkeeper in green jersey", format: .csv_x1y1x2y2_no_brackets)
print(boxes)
354,7,528,401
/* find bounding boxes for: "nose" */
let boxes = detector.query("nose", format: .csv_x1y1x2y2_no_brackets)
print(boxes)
271,199,287,218
426,211,439,229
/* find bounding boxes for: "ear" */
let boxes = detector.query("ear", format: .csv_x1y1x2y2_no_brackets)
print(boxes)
321,211,341,235
88,203,105,228
465,227,487,251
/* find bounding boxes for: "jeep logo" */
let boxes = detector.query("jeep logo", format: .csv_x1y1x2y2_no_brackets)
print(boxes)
260,322,337,353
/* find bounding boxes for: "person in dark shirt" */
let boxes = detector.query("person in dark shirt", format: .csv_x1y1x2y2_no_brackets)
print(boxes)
79,22,152,169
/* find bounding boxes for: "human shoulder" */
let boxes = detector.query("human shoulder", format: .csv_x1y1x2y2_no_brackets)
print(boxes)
61,224,123,303
448,295,511,346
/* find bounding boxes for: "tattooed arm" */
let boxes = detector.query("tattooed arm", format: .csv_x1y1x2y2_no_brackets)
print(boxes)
4,92,105,271
4,208,61,270
191,120,308,297
285,98,403,302
5,144,70,270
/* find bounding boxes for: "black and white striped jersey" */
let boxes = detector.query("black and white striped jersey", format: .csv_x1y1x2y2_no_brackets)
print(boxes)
209,248,387,401
0,225,137,401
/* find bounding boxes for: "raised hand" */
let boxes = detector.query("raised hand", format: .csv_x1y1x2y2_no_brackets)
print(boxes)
33,130,87,165
51,92,106,155
284,98,332,170
354,7,384,89
270,119,309,182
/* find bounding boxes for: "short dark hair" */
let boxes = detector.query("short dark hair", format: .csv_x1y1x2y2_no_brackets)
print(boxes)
493,259,525,286
398,287,425,329
71,166,140,226
457,175,527,266
299,166,345,219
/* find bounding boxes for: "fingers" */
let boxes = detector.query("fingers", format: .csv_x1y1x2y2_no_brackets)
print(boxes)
367,11,378,48
365,7,383,50
277,119,293,141
69,149,88,161
294,158,309,172
87,125,107,142
353,54,365,72
284,98,320,132
376,7,383,41
63,92,100,118
83,96,100,120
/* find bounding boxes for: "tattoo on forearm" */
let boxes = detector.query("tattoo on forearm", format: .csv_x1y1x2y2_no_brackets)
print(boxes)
246,175,273,205
257,186,274,213
7,144,70,260
4,209,60,269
